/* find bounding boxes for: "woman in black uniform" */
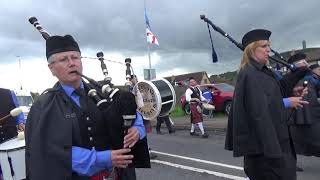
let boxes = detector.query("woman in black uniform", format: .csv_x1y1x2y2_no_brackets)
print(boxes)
225,29,300,180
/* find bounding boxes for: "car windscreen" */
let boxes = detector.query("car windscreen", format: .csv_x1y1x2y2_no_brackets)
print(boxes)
214,83,234,92
17,96,33,107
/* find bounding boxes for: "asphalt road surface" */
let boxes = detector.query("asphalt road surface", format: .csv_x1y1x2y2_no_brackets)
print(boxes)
136,130,320,180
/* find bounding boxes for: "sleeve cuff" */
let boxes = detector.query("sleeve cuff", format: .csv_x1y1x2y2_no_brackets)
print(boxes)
283,98,291,108
96,150,112,170
136,126,146,139
17,115,25,125
133,113,146,139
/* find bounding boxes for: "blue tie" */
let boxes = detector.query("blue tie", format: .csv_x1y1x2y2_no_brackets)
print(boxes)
74,88,87,110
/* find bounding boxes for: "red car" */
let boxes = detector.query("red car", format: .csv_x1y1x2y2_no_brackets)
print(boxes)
181,83,234,115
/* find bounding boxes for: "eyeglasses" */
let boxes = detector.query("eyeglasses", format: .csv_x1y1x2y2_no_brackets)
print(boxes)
50,55,81,65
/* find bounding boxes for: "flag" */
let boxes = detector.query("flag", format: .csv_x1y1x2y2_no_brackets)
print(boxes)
144,8,159,45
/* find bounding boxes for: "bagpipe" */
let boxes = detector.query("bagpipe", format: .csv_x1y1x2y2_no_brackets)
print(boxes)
200,15,295,69
80,49,176,122
28,16,150,171
200,15,315,96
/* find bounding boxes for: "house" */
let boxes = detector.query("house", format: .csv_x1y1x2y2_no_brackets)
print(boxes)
164,71,211,86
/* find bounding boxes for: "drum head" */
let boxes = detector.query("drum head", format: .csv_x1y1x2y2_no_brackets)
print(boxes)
0,138,25,152
134,80,162,120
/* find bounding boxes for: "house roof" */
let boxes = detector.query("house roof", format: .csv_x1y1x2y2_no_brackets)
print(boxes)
164,71,209,84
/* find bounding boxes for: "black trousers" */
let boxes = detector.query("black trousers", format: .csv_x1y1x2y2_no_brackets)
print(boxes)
117,167,136,180
156,115,174,132
244,153,296,180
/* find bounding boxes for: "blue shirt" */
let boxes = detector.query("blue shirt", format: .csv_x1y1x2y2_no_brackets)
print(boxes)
61,83,145,176
283,98,291,108
9,90,25,124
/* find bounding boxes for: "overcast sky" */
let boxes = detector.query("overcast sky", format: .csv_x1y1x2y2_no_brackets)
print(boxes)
0,0,319,92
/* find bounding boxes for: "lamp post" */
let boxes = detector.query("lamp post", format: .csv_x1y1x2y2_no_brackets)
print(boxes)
17,56,23,91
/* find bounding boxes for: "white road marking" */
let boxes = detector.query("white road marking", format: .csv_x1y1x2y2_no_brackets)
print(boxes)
151,150,244,170
151,159,246,180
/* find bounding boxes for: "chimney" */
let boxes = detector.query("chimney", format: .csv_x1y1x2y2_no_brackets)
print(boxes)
302,40,306,49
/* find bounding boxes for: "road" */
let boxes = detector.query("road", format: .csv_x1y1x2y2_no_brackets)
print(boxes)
136,129,320,180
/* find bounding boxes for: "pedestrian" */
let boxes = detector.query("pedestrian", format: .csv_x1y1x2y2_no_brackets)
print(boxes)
156,114,175,134
185,77,209,138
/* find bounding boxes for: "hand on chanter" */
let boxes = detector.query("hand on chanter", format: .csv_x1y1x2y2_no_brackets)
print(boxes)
111,149,133,168
293,86,308,97
123,127,140,148
295,60,309,68
288,96,309,109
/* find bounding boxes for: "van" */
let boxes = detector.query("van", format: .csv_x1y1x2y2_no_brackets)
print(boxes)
15,91,33,120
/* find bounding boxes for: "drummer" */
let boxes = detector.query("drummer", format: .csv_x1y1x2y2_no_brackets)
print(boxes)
0,88,25,143
185,77,209,138
0,88,25,179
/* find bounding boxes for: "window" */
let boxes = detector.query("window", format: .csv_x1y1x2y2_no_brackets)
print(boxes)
214,83,234,92
16,96,33,107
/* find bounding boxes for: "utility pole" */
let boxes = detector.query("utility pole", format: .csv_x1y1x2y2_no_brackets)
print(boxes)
17,56,23,91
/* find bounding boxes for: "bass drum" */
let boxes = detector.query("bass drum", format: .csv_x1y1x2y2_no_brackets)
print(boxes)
134,78,176,120
0,137,26,180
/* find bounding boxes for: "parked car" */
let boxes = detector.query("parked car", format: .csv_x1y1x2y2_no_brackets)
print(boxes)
181,83,234,115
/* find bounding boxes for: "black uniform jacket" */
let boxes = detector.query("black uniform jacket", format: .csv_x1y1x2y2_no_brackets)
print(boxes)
25,84,74,180
225,59,292,158
290,78,320,156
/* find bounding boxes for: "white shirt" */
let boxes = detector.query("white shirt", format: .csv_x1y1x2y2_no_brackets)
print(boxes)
185,86,206,102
